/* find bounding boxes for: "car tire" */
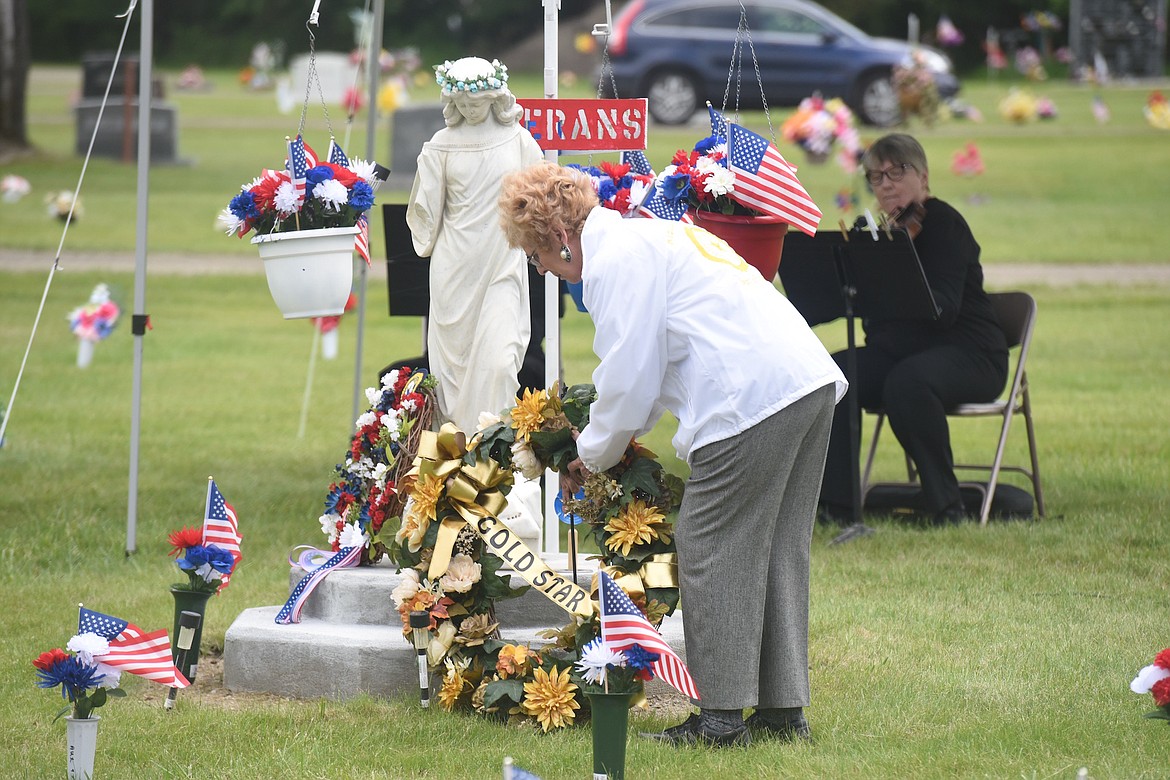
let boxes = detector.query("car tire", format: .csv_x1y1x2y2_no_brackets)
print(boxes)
853,70,901,127
644,70,701,125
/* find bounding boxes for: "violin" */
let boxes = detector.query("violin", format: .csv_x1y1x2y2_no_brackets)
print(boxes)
887,200,926,240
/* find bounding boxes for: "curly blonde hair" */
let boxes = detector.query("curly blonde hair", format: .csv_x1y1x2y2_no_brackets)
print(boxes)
497,163,597,252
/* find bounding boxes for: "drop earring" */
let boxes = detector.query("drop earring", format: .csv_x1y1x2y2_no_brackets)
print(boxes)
559,245,572,263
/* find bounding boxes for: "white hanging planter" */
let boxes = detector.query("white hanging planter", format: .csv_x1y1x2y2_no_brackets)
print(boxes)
252,226,358,319
65,715,99,780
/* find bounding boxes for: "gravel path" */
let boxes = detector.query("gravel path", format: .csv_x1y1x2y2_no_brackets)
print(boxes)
3,248,1170,287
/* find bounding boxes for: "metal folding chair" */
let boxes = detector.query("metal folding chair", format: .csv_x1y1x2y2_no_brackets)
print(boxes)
861,291,1045,525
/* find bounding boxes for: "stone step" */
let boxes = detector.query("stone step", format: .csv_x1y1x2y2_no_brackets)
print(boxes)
223,554,690,700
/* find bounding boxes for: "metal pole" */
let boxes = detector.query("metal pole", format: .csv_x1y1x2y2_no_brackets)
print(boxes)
541,0,561,555
127,0,154,556
352,0,385,422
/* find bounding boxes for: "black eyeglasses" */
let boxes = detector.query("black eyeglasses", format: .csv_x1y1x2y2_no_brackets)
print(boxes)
865,163,914,187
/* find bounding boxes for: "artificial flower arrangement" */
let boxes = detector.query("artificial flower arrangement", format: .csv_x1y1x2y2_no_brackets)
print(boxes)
664,134,749,216
892,50,943,124
167,526,237,594
218,139,380,240
379,382,684,731
780,93,861,170
565,161,657,217
574,637,660,695
68,283,120,343
1131,648,1170,723
34,638,126,721
318,366,438,565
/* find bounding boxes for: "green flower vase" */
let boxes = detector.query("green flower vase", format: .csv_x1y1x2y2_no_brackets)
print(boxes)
170,586,212,683
587,692,632,780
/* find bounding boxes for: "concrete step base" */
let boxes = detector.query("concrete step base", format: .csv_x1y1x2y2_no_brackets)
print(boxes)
223,555,689,700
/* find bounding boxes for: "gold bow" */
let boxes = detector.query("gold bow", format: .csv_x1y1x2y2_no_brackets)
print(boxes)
408,423,513,580
592,553,679,606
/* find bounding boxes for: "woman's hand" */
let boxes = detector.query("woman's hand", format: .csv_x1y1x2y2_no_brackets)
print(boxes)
560,458,591,500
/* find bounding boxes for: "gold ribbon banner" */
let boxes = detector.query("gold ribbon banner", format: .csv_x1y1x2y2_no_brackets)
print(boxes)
410,423,592,619
592,553,680,606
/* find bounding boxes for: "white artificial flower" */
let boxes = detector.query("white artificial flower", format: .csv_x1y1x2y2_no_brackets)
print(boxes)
216,207,245,236
319,513,342,543
1131,663,1170,694
627,179,652,212
477,410,502,431
438,553,482,594
356,411,377,429
427,620,459,667
380,409,400,430
510,439,543,480
274,180,300,214
373,462,389,485
337,521,368,550
390,568,421,608
67,633,110,665
348,158,378,185
575,638,625,686
94,663,122,689
314,178,349,210
365,386,380,406
381,369,401,389
401,397,418,413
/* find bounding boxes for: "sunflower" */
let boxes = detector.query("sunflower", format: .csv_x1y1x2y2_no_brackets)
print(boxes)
522,665,580,731
510,387,557,441
396,472,444,551
603,498,667,557
437,658,471,711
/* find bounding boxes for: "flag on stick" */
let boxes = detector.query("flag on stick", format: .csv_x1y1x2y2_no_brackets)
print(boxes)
202,478,241,592
78,606,190,688
621,149,655,177
598,570,699,700
355,214,371,265
707,102,729,139
287,134,309,206
726,123,822,235
327,137,350,167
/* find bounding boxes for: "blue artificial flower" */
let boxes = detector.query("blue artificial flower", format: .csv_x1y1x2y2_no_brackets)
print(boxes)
622,644,660,673
229,191,260,221
693,134,723,156
306,165,335,188
596,177,618,203
176,545,211,571
204,544,236,574
36,655,104,701
659,171,692,203
349,180,375,212
617,174,635,190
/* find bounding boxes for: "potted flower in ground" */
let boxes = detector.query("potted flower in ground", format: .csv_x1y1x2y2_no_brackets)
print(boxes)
575,638,660,780
34,637,125,779
167,526,236,683
217,138,386,319
1131,648,1170,723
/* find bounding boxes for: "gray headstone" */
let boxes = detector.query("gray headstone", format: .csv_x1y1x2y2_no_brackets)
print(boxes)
385,103,446,192
74,99,179,163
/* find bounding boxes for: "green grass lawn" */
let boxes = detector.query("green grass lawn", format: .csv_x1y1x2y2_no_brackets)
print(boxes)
2,62,1170,778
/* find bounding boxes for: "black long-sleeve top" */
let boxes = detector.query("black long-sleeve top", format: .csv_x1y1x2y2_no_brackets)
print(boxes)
863,197,1007,360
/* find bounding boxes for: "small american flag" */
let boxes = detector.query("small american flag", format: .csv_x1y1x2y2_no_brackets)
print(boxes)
598,570,699,700
327,138,350,167
203,478,241,592
621,149,655,177
287,134,309,206
708,103,729,139
79,607,190,688
355,214,371,265
636,182,690,222
726,123,821,236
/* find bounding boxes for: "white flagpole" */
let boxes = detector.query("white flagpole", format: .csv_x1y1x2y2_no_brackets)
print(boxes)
127,0,154,555
541,0,561,555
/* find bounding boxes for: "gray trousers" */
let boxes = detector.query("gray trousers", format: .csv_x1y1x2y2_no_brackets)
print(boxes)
675,383,835,710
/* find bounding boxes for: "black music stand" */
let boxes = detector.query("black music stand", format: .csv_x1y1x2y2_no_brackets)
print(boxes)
780,228,940,532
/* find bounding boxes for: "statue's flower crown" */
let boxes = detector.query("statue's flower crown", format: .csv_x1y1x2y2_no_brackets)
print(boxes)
434,57,508,95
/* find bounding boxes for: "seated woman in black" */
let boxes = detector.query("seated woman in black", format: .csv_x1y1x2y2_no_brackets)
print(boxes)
818,133,1008,525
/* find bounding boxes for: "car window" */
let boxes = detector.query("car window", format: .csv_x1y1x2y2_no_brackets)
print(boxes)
643,6,744,31
746,5,829,35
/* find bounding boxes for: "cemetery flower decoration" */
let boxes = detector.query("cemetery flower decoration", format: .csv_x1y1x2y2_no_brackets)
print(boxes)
319,367,437,565
1131,648,1170,723
780,94,861,171
565,162,656,217
218,140,381,239
34,639,126,721
382,382,684,731
167,526,236,594
574,637,659,695
68,283,120,342
892,50,942,124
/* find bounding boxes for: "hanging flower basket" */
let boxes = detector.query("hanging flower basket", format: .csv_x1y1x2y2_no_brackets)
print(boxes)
691,209,788,282
252,226,358,319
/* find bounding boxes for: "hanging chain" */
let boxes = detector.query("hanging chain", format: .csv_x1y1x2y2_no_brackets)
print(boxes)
297,19,336,139
721,4,776,143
